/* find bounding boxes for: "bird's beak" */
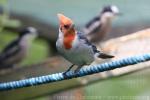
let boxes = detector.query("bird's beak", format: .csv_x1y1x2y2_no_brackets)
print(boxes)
57,13,73,26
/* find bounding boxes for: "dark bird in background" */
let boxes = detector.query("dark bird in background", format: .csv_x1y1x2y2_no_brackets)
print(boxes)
83,5,120,44
0,27,38,69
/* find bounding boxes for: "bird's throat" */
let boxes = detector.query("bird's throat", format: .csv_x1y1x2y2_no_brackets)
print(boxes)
63,31,75,50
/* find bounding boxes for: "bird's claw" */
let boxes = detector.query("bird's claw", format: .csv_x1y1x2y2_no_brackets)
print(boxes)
74,69,80,74
63,72,68,78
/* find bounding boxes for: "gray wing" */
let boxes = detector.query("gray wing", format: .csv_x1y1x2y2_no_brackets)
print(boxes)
84,16,102,34
77,31,99,53
2,39,20,53
0,39,21,62
78,32,114,59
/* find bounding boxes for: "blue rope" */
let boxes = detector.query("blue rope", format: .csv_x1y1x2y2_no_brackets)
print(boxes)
0,53,150,91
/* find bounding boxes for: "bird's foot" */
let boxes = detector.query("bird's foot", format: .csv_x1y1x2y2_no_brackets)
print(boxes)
74,69,80,74
74,66,82,74
63,72,68,78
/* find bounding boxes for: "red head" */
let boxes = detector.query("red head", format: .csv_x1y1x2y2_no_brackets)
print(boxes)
57,13,76,49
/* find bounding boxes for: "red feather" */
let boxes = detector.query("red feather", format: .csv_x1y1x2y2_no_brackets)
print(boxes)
63,33,75,49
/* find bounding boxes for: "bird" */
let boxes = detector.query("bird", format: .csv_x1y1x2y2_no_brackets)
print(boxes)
83,5,120,44
56,13,114,76
0,27,38,69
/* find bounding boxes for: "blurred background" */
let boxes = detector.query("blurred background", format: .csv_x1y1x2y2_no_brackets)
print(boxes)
0,0,150,100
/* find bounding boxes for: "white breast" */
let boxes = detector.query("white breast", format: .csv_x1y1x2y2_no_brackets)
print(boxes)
56,31,95,66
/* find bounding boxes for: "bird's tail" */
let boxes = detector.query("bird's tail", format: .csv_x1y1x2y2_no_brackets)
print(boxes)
95,52,114,59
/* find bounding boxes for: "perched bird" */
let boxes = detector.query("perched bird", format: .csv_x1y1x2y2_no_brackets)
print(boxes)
83,5,120,44
56,14,114,75
0,27,38,69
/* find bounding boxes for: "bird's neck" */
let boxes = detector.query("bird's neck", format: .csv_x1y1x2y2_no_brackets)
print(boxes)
63,29,76,50
19,36,34,49
101,14,113,25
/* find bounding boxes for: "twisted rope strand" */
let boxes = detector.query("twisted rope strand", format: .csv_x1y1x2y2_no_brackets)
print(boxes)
0,53,150,91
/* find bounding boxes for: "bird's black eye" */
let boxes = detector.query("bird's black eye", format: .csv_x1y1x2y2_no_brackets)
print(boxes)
64,25,70,29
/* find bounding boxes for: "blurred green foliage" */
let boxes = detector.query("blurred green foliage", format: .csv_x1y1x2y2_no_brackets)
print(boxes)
0,0,7,4
0,0,21,32
22,39,48,65
84,70,150,100
0,0,48,66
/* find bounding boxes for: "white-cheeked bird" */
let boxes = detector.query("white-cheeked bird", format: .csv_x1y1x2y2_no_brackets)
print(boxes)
83,5,120,43
0,27,38,69
56,14,114,76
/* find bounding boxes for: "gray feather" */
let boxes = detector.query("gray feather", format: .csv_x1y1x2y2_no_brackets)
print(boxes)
98,53,114,59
